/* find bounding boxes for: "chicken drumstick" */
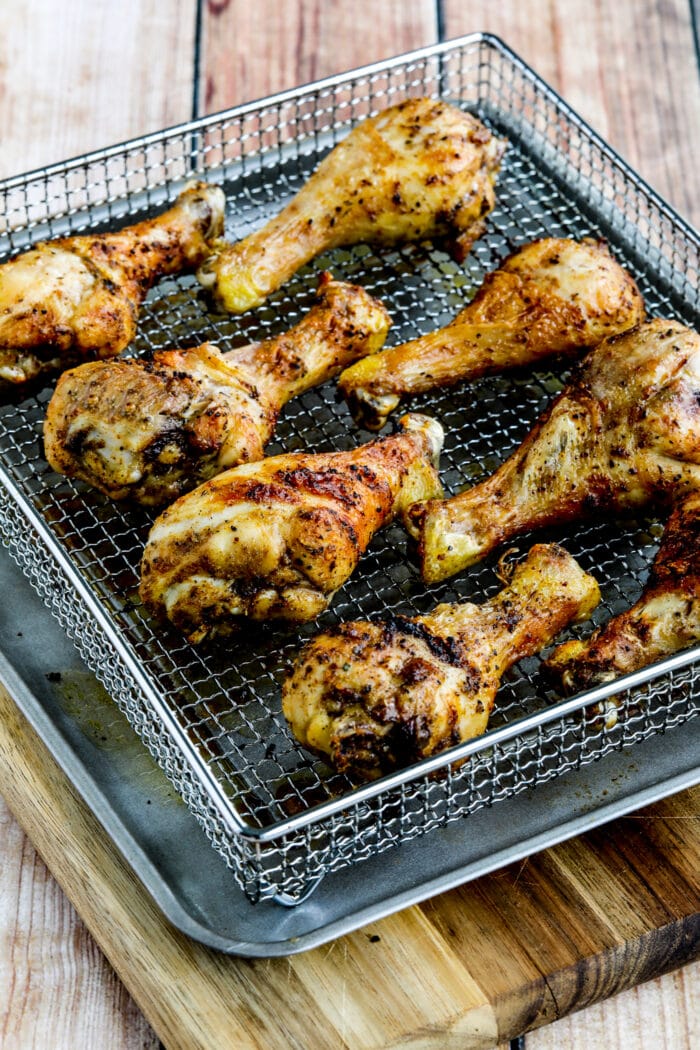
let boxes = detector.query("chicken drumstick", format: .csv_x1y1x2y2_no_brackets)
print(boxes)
197,99,506,313
338,237,643,429
283,543,599,781
44,274,390,506
140,413,444,640
0,181,225,387
546,490,700,694
407,319,700,584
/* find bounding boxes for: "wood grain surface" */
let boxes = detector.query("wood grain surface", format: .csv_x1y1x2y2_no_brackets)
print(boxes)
0,682,698,1050
441,0,700,226
1,1,699,1047
0,0,196,180
200,0,437,115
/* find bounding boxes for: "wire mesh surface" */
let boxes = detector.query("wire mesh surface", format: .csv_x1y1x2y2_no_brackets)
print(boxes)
0,35,699,902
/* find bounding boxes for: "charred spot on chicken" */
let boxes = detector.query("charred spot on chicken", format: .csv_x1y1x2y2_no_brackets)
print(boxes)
44,274,391,506
282,543,600,781
139,413,444,640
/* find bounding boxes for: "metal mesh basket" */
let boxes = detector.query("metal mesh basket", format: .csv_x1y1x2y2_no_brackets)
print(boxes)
1,34,698,903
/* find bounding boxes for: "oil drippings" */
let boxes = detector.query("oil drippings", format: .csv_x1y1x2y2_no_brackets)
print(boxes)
45,667,183,804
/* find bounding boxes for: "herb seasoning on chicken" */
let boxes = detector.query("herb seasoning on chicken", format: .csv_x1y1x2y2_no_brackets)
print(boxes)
339,237,643,429
43,274,390,506
197,98,506,313
283,543,599,780
139,413,443,640
0,182,225,387
409,319,700,583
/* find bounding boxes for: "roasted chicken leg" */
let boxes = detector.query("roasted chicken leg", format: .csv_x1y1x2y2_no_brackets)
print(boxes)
338,237,644,429
546,491,700,694
0,181,225,387
408,319,700,583
282,543,599,781
140,413,444,640
197,99,506,313
43,274,390,506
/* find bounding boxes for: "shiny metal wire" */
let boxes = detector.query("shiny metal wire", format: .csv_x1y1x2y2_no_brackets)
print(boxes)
0,34,698,902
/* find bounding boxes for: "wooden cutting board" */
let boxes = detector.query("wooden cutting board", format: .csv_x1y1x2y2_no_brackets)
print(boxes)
0,683,697,1049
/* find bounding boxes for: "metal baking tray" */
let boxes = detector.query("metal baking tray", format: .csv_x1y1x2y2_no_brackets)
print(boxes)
0,33,699,911
2,543,699,956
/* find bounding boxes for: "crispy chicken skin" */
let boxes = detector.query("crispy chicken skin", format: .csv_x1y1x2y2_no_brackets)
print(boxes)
283,543,599,781
338,237,644,429
197,99,507,313
408,319,700,583
546,491,700,694
43,274,390,506
139,413,444,640
0,181,225,387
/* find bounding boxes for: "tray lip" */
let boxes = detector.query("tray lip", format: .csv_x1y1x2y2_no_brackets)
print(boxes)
0,33,698,850
2,630,699,958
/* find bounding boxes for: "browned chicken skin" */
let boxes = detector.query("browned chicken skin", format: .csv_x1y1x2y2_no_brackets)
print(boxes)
43,274,391,506
546,491,700,695
139,413,444,640
0,181,225,386
338,237,644,429
197,98,506,313
282,543,600,781
408,319,700,583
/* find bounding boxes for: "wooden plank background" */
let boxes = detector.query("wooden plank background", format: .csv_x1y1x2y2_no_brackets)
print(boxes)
1,0,699,1046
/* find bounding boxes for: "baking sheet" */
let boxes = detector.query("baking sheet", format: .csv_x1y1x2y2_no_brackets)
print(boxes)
0,34,698,907
2,543,698,955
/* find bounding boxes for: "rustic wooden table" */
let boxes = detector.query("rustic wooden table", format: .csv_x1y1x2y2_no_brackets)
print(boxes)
0,2,699,1047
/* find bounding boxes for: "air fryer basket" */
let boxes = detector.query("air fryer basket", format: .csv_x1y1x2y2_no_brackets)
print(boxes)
0,34,698,902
